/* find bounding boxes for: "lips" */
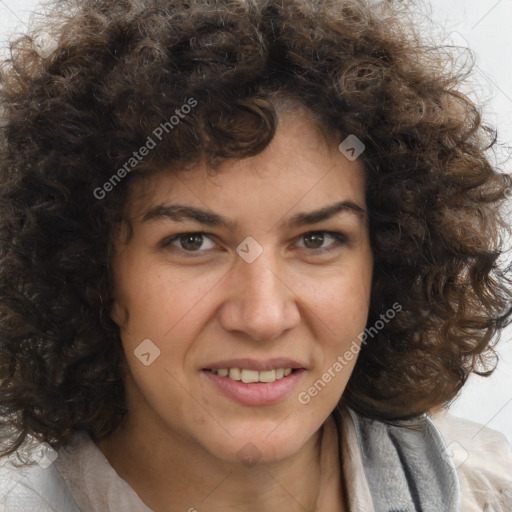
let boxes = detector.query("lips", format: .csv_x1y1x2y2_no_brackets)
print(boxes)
202,367,306,406
202,357,306,372
200,357,307,406
201,357,306,407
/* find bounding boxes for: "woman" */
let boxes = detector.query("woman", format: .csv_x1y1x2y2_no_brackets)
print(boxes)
1,0,511,510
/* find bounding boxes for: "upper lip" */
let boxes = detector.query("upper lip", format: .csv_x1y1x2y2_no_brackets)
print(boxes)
202,358,306,372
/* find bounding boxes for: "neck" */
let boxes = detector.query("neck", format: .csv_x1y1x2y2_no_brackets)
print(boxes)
94,380,344,512
96,420,325,512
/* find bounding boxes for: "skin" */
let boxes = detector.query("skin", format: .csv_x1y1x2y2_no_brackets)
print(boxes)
96,108,373,512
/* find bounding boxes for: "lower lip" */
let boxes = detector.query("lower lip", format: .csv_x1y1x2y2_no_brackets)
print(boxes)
202,369,306,406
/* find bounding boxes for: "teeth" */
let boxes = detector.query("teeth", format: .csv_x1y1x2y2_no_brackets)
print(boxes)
241,369,260,383
258,370,275,383
211,368,295,383
229,368,241,381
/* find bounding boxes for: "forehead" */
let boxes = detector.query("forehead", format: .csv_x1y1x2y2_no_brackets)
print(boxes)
126,110,367,224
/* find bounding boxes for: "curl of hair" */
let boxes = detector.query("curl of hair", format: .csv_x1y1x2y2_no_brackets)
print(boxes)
1,0,511,456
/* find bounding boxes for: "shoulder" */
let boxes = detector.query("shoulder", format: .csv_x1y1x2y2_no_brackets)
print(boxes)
0,432,81,512
430,409,512,512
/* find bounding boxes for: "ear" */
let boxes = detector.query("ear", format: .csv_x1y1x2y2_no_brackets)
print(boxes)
110,299,128,327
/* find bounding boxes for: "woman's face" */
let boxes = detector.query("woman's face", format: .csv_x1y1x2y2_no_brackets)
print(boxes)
110,110,373,465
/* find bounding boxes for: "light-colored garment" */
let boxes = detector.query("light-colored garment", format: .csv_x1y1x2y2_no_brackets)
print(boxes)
0,406,511,511
431,409,512,512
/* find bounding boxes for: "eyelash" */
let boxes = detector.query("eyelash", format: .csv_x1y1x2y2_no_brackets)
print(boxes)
161,231,348,257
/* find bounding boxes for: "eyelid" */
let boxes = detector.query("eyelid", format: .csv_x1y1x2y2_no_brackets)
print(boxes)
161,230,348,256
161,232,217,253
294,231,348,251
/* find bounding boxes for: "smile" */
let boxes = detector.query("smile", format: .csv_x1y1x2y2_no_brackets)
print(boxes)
205,368,295,383
202,368,306,406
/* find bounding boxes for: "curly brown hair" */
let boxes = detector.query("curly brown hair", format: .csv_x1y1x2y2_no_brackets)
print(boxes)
0,0,511,458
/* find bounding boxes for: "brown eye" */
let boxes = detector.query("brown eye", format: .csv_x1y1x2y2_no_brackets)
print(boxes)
163,232,216,254
296,231,348,254
179,233,204,251
303,232,325,249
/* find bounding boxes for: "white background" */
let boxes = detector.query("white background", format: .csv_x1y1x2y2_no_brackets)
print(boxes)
1,0,511,444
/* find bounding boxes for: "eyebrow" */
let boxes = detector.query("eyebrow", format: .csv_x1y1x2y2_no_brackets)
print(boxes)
285,200,367,228
141,200,367,229
141,203,238,229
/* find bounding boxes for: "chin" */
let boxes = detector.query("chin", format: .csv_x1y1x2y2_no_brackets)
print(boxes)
200,421,314,467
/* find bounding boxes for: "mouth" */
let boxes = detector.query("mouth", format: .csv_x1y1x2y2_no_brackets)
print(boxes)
201,367,306,406
203,367,301,384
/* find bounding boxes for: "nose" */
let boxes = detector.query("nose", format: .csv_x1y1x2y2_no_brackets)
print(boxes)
217,250,301,342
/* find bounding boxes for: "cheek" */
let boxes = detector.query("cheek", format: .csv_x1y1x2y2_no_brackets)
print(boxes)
301,276,369,406
307,269,372,342
114,261,224,352
113,255,237,397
